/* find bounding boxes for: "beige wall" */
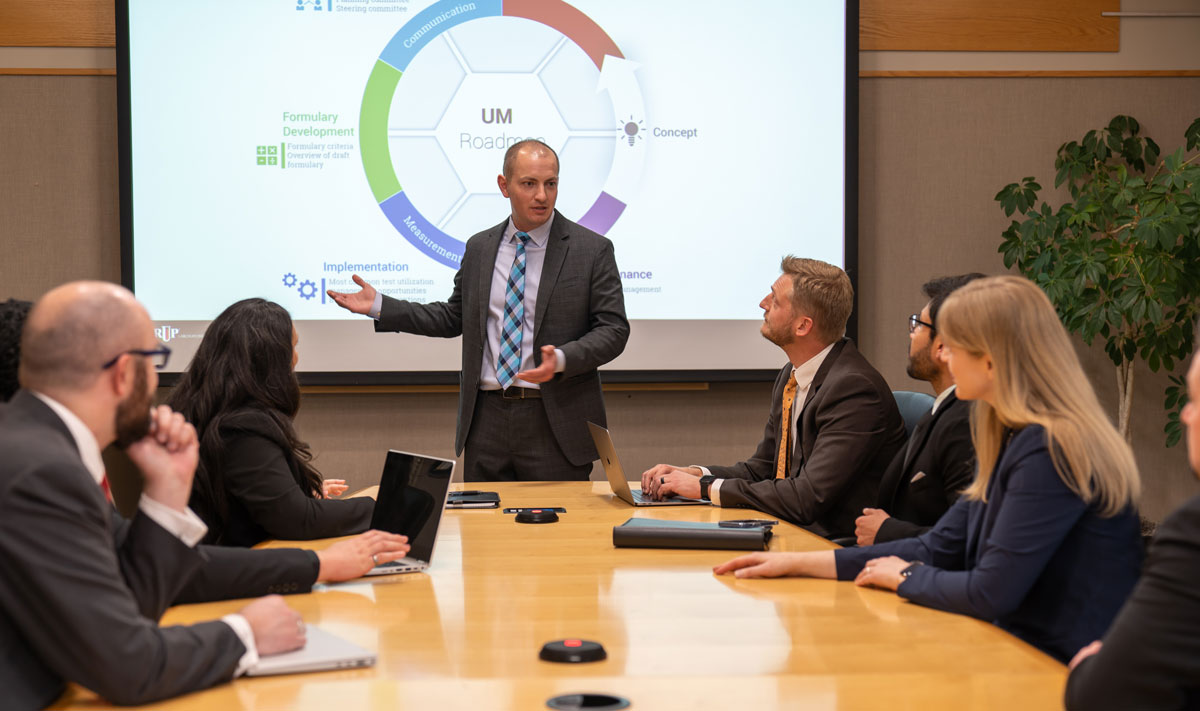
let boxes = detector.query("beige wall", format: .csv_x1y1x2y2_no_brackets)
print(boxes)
4,73,1199,520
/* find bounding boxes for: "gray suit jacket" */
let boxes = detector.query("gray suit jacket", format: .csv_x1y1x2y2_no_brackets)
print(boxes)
707,339,907,539
377,210,629,466
0,391,246,710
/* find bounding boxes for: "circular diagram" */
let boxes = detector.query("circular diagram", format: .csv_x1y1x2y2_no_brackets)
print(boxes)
359,0,645,268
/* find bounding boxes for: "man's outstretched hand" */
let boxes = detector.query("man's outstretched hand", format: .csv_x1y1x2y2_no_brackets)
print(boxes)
326,274,378,315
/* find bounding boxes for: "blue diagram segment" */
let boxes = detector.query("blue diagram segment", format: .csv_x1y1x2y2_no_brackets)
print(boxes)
379,0,502,71
380,191,466,269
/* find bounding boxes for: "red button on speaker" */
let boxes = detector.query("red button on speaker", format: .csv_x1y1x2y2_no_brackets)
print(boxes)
540,639,606,663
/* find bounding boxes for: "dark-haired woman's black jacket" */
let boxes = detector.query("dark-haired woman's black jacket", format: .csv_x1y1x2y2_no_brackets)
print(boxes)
190,409,373,547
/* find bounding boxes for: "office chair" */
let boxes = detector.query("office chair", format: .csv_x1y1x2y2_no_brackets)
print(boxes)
892,390,935,439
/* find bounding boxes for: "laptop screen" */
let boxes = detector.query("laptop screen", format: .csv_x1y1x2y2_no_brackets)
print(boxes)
370,450,454,563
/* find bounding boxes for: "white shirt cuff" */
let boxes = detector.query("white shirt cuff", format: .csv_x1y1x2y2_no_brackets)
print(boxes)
222,614,260,677
137,494,208,548
369,292,383,320
709,478,724,507
554,348,566,373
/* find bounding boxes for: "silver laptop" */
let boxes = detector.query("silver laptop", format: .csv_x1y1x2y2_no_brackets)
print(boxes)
245,625,376,676
362,450,455,576
588,422,707,507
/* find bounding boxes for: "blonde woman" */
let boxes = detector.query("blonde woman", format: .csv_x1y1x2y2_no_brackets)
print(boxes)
714,276,1143,663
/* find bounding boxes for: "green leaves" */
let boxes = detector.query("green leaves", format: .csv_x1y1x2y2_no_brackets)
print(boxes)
996,115,1200,447
995,177,1042,217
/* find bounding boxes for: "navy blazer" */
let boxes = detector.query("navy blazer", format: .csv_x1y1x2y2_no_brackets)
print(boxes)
835,424,1142,662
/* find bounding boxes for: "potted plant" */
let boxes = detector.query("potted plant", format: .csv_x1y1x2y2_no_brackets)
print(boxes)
995,115,1200,446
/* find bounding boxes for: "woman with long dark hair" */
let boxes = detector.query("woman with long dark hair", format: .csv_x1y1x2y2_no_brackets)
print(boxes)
167,298,373,546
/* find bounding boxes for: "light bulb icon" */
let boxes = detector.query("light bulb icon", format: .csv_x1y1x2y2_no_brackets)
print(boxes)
620,116,644,147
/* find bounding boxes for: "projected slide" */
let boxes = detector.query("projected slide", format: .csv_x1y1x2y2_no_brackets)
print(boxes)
125,0,849,372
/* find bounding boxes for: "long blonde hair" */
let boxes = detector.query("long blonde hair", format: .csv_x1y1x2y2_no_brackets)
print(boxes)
937,276,1140,516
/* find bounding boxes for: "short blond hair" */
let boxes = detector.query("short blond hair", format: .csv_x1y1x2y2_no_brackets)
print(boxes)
779,256,853,343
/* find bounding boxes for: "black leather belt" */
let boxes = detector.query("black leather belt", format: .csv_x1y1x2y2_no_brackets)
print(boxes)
487,386,542,400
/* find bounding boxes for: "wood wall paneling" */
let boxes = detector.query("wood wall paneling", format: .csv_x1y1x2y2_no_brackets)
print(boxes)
0,0,115,47
860,0,1120,52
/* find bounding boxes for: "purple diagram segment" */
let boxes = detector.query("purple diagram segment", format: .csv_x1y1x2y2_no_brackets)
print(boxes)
380,192,466,269
577,191,626,235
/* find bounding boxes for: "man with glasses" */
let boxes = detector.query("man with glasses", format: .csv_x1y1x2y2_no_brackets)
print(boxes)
0,281,311,709
852,273,985,546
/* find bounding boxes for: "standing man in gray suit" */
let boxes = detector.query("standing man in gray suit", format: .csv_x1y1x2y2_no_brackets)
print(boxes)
0,282,306,710
329,140,629,481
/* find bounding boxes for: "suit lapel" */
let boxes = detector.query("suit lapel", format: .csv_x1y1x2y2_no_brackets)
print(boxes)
476,220,508,346
532,210,568,339
901,390,955,472
790,339,849,474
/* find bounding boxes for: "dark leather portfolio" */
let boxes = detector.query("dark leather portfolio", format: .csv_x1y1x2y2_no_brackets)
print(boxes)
612,518,772,551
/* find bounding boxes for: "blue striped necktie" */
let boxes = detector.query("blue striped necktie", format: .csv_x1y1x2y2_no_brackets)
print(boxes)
497,231,531,389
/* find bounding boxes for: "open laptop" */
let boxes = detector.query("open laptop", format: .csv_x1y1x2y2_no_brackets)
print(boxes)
588,422,707,507
245,625,376,676
362,449,455,576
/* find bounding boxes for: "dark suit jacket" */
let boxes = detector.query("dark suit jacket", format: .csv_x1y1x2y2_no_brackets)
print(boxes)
190,409,374,547
836,424,1143,663
0,391,245,710
376,210,629,466
1065,493,1200,710
874,389,975,543
707,339,907,539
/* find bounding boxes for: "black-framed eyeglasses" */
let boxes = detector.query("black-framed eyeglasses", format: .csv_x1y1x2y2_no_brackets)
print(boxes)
908,314,935,334
101,344,172,370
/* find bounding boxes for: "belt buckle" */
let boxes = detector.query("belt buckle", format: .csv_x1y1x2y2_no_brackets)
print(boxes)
501,386,524,400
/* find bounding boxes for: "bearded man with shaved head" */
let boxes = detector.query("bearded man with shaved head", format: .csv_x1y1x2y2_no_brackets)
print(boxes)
0,282,309,710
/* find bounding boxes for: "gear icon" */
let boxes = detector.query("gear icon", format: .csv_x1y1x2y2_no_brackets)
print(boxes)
282,272,297,287
297,279,318,300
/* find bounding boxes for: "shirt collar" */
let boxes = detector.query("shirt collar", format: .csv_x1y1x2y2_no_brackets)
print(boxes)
31,390,106,486
505,213,554,248
931,384,956,415
791,341,836,392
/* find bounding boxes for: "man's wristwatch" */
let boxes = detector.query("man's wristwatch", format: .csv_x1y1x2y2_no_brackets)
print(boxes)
900,561,925,580
699,474,716,501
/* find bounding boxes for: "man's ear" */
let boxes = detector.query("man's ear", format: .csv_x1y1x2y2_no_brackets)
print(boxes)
497,173,510,198
794,316,814,339
107,355,136,398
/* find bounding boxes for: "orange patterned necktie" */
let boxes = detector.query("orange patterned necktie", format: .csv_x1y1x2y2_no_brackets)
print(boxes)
775,372,797,479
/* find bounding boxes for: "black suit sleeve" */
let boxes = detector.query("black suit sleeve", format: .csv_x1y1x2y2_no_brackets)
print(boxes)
1064,497,1200,710
0,459,244,706
113,506,322,606
222,433,374,542
875,517,931,543
176,546,320,603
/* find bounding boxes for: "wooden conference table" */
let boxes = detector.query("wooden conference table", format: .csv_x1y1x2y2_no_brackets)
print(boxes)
56,482,1066,710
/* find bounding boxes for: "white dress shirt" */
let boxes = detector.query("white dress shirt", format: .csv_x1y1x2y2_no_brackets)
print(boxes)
31,391,260,676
